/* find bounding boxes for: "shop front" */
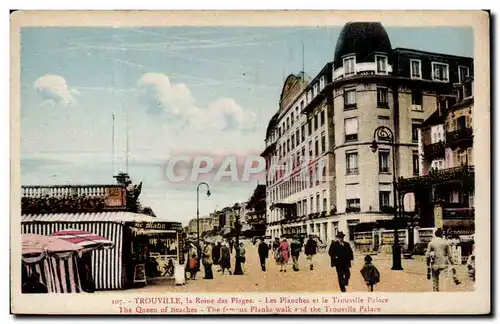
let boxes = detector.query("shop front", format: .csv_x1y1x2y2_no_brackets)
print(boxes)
125,221,185,285
22,212,183,290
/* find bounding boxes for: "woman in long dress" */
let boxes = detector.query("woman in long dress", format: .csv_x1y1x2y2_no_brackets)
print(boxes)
278,238,290,272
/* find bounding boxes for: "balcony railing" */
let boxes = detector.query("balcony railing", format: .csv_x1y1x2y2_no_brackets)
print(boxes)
446,128,473,148
22,185,124,198
397,165,475,192
443,207,475,219
423,141,446,161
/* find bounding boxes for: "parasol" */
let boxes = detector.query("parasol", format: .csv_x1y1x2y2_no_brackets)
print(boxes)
22,234,83,263
50,229,115,253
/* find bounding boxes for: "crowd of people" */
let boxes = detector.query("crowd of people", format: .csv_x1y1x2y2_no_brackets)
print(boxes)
183,229,476,293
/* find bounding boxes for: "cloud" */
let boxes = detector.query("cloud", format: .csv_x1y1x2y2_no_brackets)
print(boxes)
137,72,257,132
34,75,79,107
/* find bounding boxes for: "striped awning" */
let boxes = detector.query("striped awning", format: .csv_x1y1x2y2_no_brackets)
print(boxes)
51,229,115,252
21,212,172,224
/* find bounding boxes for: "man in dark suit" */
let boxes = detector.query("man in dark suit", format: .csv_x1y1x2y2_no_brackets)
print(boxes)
257,238,270,271
328,231,354,292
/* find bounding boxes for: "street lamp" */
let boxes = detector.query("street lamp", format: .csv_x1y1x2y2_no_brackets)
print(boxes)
197,182,211,264
370,126,404,271
232,202,244,275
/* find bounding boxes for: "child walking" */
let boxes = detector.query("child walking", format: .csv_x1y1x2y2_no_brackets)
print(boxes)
360,255,380,292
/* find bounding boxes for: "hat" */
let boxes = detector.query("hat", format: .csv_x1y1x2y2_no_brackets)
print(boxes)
336,231,345,238
364,255,373,262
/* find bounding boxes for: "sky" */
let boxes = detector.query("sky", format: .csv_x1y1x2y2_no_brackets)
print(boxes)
20,25,474,225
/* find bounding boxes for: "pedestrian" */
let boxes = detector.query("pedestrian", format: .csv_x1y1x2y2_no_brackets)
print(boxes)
278,237,290,272
304,234,318,271
213,242,222,272
426,228,453,292
290,236,302,271
360,255,380,292
229,239,234,254
272,237,280,265
187,245,198,280
467,243,475,282
202,241,214,280
220,242,232,275
237,243,246,272
258,238,270,272
328,231,354,292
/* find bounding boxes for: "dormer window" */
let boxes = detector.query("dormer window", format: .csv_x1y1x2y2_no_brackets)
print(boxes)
432,62,449,82
458,66,470,83
410,59,422,79
375,55,388,74
343,55,356,76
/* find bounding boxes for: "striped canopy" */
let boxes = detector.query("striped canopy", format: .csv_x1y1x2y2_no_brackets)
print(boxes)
22,234,83,262
51,229,115,252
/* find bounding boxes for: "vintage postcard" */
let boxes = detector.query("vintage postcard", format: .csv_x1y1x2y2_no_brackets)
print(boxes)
10,10,490,315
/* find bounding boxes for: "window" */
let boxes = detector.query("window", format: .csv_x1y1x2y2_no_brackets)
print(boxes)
458,66,470,83
320,109,325,126
346,184,360,212
376,55,388,74
316,194,320,212
291,112,294,125
379,191,390,208
315,139,319,156
286,118,290,130
314,114,318,131
308,120,312,136
344,88,356,109
346,199,360,212
412,151,419,175
432,62,449,82
323,197,327,212
411,119,422,142
295,106,299,118
344,117,359,142
295,129,300,146
287,139,290,153
301,125,305,142
301,147,306,159
346,152,359,174
379,151,390,173
410,59,422,79
468,147,473,166
377,87,389,108
310,197,314,212
321,134,326,152
291,134,295,150
309,141,313,158
344,56,355,76
412,89,423,108
300,100,304,111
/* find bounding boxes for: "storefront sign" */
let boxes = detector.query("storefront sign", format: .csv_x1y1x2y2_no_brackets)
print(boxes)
133,263,146,284
128,221,182,231
104,186,126,208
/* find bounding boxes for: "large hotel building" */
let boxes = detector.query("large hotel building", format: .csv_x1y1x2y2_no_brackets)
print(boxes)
261,22,473,244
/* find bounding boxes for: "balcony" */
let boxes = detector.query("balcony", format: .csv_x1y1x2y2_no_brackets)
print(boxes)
442,207,475,219
446,128,473,149
397,165,474,192
423,141,446,161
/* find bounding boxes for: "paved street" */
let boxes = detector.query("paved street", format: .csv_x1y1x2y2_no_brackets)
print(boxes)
103,241,474,293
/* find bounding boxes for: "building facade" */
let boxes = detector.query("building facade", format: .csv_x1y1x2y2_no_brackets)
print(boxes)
399,77,474,236
263,22,473,244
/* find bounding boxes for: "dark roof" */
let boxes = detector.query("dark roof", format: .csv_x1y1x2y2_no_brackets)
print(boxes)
265,112,279,139
421,109,445,128
333,22,392,67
